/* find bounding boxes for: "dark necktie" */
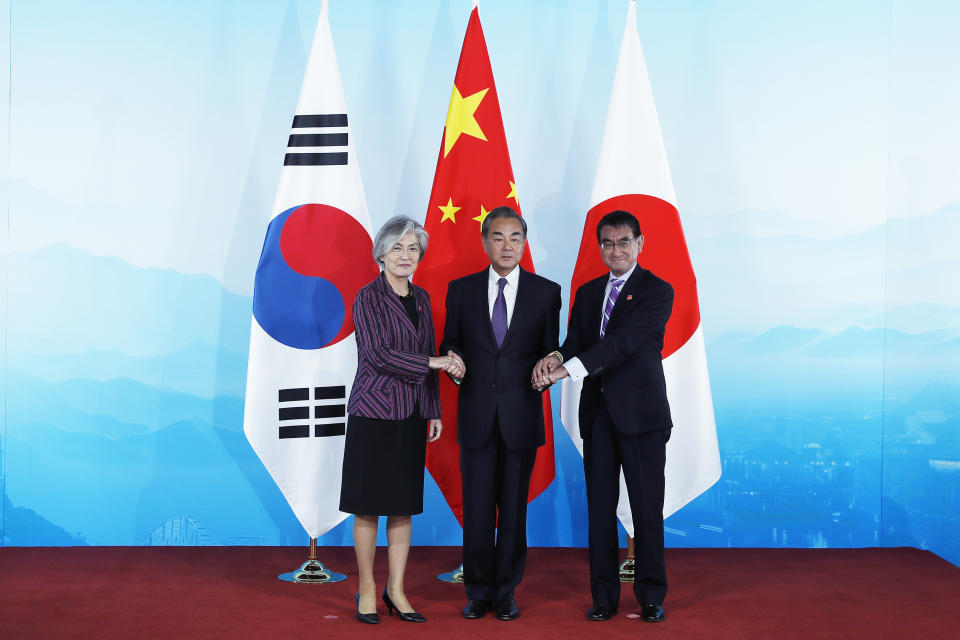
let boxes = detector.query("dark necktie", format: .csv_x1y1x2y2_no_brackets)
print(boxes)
600,278,624,338
492,277,508,347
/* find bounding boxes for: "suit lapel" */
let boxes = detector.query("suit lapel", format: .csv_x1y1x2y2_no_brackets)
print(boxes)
499,268,529,351
587,277,607,341
412,286,429,344
606,267,645,330
473,269,499,349
375,272,417,336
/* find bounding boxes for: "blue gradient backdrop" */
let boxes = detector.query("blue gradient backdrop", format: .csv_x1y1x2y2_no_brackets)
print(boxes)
1,1,957,567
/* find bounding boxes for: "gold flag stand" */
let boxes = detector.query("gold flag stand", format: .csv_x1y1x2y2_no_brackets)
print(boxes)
618,537,635,582
278,538,347,583
437,563,464,583
436,538,634,583
436,536,634,583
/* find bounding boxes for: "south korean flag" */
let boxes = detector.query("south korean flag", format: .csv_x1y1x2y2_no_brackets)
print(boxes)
243,0,378,539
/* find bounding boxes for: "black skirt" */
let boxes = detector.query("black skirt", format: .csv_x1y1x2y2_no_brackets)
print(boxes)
339,409,427,516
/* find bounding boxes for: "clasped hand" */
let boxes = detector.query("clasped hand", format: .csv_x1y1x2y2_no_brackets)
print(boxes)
531,354,568,390
429,350,466,380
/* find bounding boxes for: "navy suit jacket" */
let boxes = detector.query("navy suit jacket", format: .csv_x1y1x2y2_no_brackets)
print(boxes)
441,267,561,451
347,272,441,421
559,267,674,438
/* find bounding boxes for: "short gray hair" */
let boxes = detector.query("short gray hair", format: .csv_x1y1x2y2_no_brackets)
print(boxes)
372,215,429,265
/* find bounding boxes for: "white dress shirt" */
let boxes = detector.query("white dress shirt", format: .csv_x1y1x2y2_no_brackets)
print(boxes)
487,264,520,328
563,264,637,382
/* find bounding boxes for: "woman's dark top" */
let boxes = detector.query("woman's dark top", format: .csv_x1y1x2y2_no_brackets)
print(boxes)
400,291,419,329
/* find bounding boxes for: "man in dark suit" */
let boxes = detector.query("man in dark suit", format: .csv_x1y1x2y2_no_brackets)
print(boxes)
534,210,673,623
441,206,561,621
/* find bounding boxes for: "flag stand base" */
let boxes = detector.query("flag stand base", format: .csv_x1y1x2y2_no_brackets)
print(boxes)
279,558,347,583
437,563,464,583
278,538,347,584
619,537,635,583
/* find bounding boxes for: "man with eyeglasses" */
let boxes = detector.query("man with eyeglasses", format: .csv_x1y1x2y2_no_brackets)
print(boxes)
441,206,561,621
533,209,674,624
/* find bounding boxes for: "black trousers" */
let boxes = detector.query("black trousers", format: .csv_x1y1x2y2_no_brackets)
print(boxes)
460,415,536,603
583,397,668,607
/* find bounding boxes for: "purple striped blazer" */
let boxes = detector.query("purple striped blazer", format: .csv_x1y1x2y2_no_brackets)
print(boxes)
347,272,442,420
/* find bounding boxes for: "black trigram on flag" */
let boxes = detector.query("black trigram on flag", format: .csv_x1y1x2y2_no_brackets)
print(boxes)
284,113,348,166
277,386,346,439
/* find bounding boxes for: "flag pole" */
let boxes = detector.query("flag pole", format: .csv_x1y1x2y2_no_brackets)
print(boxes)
619,536,636,582
278,537,347,583
434,0,471,587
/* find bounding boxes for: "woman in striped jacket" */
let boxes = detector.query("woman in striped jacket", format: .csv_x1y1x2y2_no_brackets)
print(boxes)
340,215,464,624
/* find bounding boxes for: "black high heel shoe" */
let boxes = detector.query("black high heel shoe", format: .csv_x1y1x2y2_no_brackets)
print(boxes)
382,589,427,623
356,594,379,624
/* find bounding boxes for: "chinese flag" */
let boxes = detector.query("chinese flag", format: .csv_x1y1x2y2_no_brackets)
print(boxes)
413,6,555,525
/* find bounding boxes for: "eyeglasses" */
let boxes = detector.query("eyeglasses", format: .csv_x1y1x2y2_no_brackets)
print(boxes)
599,237,637,251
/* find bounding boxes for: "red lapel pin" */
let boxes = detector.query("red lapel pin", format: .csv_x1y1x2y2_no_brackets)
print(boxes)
626,295,633,301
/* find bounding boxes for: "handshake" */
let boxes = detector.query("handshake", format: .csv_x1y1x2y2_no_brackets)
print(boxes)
429,351,568,390
531,352,568,390
429,350,466,380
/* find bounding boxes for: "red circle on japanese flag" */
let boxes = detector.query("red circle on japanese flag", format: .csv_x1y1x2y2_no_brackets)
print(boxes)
586,194,701,358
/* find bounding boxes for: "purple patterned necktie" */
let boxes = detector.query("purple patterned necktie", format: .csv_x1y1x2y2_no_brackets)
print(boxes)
492,277,508,346
600,278,624,339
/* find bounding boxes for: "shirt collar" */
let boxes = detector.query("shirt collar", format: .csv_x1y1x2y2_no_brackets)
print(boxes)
489,264,520,288
609,264,637,286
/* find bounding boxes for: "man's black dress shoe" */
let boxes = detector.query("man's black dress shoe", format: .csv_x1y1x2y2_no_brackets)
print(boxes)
587,603,618,621
462,599,490,619
641,603,665,623
382,589,426,623
355,594,379,624
495,594,520,621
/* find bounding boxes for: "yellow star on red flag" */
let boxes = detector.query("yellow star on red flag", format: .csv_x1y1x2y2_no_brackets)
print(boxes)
506,181,519,204
473,204,490,225
439,197,461,223
443,86,488,157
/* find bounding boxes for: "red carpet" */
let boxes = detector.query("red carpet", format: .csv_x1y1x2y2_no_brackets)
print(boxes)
1,546,957,639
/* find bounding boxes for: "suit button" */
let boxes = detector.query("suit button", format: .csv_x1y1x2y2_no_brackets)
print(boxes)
491,383,496,389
